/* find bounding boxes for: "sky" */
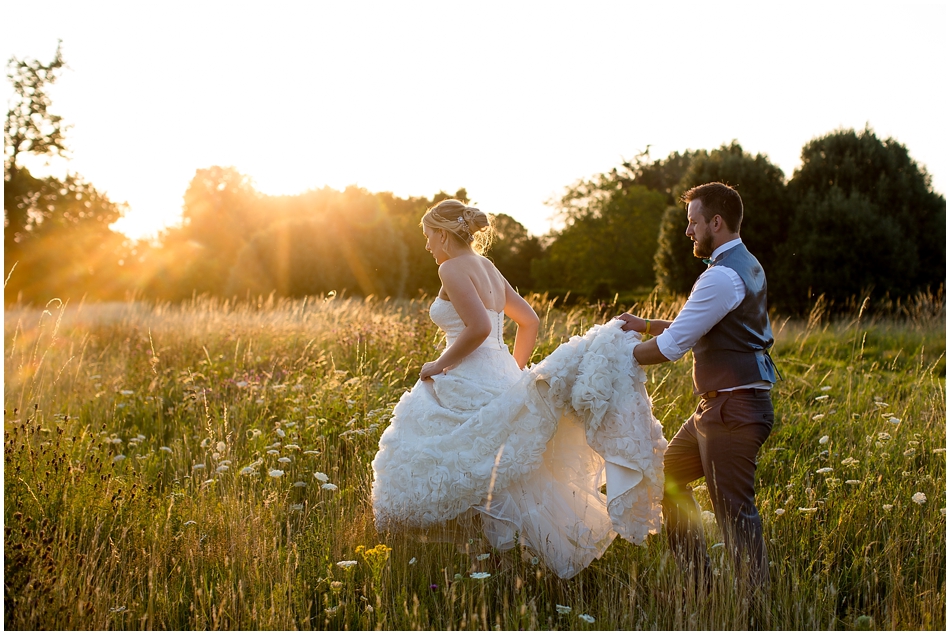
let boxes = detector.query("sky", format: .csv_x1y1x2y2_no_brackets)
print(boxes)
3,1,947,240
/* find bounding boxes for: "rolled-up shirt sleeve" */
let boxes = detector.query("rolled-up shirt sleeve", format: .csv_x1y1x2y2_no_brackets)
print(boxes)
654,267,745,362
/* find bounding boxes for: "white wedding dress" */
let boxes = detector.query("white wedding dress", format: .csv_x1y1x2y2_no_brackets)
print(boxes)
371,298,667,578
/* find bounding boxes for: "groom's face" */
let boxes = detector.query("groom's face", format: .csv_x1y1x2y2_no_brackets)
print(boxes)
686,200,714,259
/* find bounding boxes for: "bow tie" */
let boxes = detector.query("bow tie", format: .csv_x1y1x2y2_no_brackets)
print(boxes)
703,258,715,266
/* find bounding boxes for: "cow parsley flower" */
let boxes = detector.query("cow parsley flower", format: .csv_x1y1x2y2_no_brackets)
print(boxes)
816,467,833,474
470,572,491,579
269,469,284,477
556,604,572,614
912,492,927,505
321,483,338,491
579,614,595,624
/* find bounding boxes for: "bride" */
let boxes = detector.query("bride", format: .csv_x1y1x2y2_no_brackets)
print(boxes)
371,199,667,579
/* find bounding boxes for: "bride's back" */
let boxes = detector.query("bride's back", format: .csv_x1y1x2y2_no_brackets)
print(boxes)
441,254,506,313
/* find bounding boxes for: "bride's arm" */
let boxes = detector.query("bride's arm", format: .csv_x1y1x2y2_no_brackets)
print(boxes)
420,260,492,380
503,280,539,369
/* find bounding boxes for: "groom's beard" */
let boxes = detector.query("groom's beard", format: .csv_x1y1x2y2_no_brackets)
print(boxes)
693,232,714,259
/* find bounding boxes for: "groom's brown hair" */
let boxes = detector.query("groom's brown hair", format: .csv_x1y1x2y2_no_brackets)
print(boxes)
682,182,743,233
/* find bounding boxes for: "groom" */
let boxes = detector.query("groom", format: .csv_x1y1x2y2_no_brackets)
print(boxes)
618,182,777,591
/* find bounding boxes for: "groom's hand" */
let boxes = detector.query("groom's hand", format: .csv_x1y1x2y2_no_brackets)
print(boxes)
615,313,641,332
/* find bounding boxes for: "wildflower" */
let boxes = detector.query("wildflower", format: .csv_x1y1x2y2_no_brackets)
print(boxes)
812,414,825,420
304,450,320,455
216,465,229,473
912,492,927,505
710,542,725,549
276,428,286,438
291,503,304,511
903,449,916,457
933,448,946,454
877,432,892,441
277,457,292,463
882,504,894,511
235,380,249,388
888,417,901,424
337,560,358,568
330,581,343,590
701,510,716,524
941,509,946,517
160,446,173,453
113,454,126,462
109,605,127,613
841,457,859,467
775,508,785,516
315,472,329,482
579,614,595,624
470,572,491,579
321,483,338,491
120,390,135,396
814,395,830,401
183,520,197,526
816,467,833,474
429,584,438,591
819,435,830,444
825,478,841,487
284,444,301,450
556,604,572,614
845,480,862,485
409,557,417,565
193,463,205,470
820,385,832,391
798,507,819,513
240,466,256,475
200,438,212,448
531,557,539,566
477,553,491,561
269,469,284,478
267,449,279,455
202,479,215,486
293,481,307,488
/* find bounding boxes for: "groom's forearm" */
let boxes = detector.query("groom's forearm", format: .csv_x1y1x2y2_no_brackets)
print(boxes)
633,338,671,366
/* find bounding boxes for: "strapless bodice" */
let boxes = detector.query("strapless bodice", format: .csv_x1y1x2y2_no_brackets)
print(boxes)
429,297,506,351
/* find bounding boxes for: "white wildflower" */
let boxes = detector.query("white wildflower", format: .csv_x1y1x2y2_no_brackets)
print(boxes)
268,469,284,478
183,520,197,526
112,454,125,463
275,428,286,438
816,467,833,474
812,414,825,420
277,456,292,463
293,481,307,488
315,472,329,482
701,510,717,524
882,504,894,511
215,465,229,473
819,435,830,444
408,557,417,565
321,483,338,491
470,572,491,579
290,503,304,511
193,463,205,470
240,466,256,475
933,448,946,454
798,507,819,513
476,553,491,561
888,417,901,424
841,457,860,466
814,395,830,401
845,480,862,485
284,444,301,450
119,390,135,396
556,604,572,614
579,614,595,624
878,432,891,441
912,492,927,505
775,508,785,516
267,449,280,455
336,560,358,568
160,446,173,453
330,580,343,590
820,385,832,391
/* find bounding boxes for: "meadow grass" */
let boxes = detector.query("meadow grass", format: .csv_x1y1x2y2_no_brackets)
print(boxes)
4,291,946,630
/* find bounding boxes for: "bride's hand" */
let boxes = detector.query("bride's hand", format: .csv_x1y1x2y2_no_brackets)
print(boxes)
420,361,444,381
614,313,640,332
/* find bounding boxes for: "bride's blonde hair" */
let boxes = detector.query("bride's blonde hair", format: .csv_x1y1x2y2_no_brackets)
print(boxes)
421,199,494,255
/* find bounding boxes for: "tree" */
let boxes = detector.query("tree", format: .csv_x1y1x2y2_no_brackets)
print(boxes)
777,127,945,311
4,43,127,304
655,142,790,295
534,185,667,298
484,213,542,292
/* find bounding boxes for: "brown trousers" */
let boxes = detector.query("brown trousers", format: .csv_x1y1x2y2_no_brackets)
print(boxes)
663,388,773,589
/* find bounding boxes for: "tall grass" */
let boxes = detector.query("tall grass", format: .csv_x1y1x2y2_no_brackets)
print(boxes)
4,291,945,629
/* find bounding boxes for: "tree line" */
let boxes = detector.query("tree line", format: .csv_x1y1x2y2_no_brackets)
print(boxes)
5,45,945,315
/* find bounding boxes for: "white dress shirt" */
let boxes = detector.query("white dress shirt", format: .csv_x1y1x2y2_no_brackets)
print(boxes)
654,238,771,391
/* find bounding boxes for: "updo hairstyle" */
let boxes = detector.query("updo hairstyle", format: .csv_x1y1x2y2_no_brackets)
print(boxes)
421,199,494,255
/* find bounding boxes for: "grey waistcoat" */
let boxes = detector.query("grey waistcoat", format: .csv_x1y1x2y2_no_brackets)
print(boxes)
692,243,777,394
